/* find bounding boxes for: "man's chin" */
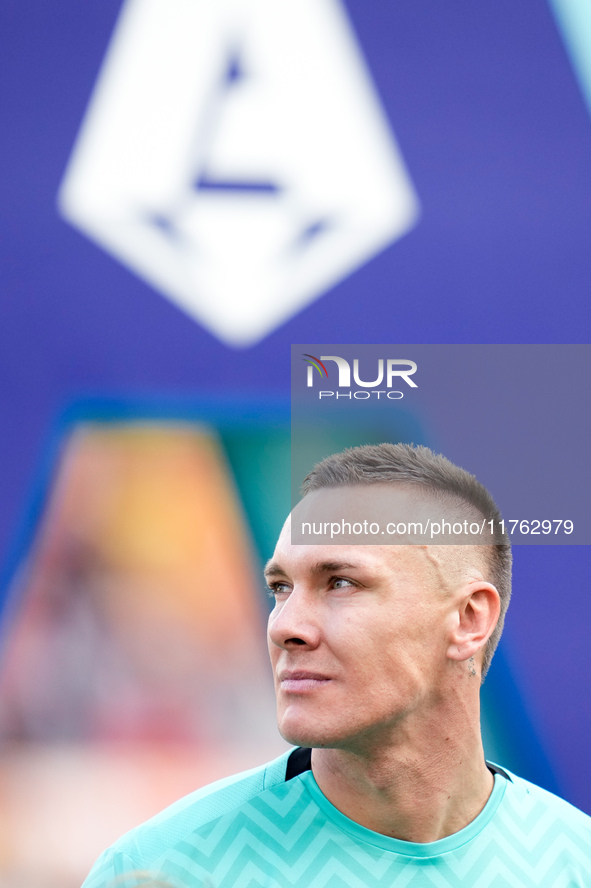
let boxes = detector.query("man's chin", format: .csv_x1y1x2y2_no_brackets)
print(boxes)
277,715,319,748
277,713,343,749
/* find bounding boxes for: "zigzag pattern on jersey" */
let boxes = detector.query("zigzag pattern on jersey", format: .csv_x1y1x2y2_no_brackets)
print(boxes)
136,774,591,888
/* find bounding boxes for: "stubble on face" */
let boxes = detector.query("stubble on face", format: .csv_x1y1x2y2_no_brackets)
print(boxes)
267,524,474,752
268,480,497,754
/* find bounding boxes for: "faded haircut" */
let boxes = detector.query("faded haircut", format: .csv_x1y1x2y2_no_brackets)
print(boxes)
301,443,511,678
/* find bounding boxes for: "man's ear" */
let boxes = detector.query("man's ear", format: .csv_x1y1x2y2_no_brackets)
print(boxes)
446,582,501,662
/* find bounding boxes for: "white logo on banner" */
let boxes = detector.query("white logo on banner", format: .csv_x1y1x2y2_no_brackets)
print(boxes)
59,0,419,346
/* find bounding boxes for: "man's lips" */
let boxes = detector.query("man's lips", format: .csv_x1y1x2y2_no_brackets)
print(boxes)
278,670,332,692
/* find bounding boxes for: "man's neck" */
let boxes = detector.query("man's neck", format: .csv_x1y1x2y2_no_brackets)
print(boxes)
310,711,493,844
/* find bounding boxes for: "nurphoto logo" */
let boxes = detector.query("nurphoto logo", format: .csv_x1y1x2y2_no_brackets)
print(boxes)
303,353,417,399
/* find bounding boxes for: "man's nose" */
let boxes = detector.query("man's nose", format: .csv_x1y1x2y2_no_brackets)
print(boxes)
267,588,321,650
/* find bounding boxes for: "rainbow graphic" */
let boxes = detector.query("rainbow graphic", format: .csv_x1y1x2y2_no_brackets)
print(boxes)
302,354,329,378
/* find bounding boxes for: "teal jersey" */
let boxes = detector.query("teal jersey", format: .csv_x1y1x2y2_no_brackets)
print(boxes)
83,748,591,887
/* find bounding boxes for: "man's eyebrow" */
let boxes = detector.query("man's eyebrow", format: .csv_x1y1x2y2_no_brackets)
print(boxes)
310,561,360,574
263,560,361,579
263,561,287,579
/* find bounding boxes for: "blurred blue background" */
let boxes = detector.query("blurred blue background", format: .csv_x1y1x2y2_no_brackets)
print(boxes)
1,0,591,883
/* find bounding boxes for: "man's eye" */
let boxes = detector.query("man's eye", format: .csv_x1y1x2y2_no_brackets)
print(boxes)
332,577,355,589
266,582,290,598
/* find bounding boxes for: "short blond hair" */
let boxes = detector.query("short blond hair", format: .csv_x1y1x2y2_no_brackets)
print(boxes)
302,443,512,677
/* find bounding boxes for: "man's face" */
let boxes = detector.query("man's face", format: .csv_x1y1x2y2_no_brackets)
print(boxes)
266,490,465,751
